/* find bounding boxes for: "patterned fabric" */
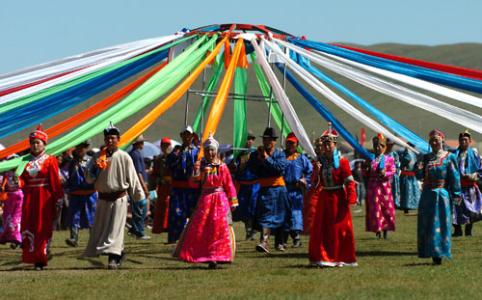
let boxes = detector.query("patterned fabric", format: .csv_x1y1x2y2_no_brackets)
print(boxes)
0,172,23,244
453,147,482,225
388,151,401,208
309,157,357,266
365,154,396,233
20,153,63,265
248,149,289,229
284,152,313,231
417,151,461,258
175,163,237,263
399,149,421,210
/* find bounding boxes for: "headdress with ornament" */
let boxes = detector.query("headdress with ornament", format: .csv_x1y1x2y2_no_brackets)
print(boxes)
103,121,120,137
320,122,338,142
429,129,445,140
203,133,219,151
29,124,48,144
372,133,387,146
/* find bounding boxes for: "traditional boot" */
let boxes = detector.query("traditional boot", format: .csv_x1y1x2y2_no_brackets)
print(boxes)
291,231,302,248
256,228,271,253
274,229,286,251
65,227,79,247
465,223,473,236
453,225,463,237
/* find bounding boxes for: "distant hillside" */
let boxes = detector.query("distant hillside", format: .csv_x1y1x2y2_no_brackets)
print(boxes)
2,43,482,152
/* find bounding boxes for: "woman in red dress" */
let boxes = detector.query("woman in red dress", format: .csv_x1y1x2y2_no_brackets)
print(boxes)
20,126,63,270
309,125,358,267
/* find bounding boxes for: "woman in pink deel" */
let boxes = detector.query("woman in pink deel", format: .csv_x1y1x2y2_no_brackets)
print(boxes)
174,134,238,269
365,134,396,239
0,155,24,248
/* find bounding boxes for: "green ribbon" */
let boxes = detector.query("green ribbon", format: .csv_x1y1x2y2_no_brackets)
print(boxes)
233,67,248,156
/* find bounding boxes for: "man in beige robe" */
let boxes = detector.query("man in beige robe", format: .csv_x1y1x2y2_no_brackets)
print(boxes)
83,123,145,269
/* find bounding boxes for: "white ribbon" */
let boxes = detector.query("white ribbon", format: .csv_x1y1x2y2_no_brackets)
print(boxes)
249,38,316,158
267,38,418,153
277,39,482,134
0,35,181,104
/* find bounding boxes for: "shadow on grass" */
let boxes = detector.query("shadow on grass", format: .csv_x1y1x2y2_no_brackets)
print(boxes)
356,250,416,257
402,262,435,267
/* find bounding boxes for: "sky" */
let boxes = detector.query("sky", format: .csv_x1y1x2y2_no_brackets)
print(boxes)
1,0,481,74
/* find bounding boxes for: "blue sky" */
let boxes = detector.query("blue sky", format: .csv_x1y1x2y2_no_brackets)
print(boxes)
1,0,481,74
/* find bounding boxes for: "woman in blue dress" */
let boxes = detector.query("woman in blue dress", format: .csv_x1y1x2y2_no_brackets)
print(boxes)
399,143,421,214
416,129,461,265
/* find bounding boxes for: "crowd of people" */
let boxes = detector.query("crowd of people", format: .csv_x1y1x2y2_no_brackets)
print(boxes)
0,122,481,270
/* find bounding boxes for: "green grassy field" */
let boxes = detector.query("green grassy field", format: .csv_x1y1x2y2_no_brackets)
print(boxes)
0,208,480,299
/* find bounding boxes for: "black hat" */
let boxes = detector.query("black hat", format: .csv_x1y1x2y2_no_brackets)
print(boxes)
261,127,279,139
459,129,471,140
104,121,120,137
77,140,91,148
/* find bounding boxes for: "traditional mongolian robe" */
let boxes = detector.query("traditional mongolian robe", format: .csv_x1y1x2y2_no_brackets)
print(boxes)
66,156,97,230
0,171,24,245
365,154,396,233
399,149,421,210
151,153,171,234
20,153,63,265
166,145,200,243
232,149,260,228
284,152,312,233
247,149,289,230
303,159,322,234
174,162,238,263
84,150,144,257
309,156,357,267
417,151,461,258
388,151,401,208
452,147,482,225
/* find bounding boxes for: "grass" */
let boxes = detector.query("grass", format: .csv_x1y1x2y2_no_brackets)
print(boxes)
0,208,481,299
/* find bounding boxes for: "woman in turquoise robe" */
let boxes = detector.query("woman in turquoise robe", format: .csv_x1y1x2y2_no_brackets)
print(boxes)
416,130,461,265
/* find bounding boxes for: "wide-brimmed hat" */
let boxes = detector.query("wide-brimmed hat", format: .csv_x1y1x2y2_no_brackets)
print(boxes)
133,135,145,144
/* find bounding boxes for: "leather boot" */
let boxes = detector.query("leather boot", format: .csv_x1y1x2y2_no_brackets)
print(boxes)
453,225,463,237
291,231,302,248
465,223,473,236
65,227,79,247
256,228,270,253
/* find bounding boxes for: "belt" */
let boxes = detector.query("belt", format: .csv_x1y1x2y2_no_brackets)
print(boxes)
258,176,286,188
201,187,224,194
26,183,49,188
322,185,344,191
237,180,257,185
171,180,199,189
423,180,445,189
400,170,416,177
70,190,96,196
98,190,127,201
461,178,477,188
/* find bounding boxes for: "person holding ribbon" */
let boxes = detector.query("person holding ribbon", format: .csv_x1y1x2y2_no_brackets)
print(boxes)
174,134,238,269
365,133,396,239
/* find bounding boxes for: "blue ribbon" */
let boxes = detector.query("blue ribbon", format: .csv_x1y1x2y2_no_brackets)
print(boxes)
289,50,429,153
276,63,374,160
291,38,482,94
0,50,168,138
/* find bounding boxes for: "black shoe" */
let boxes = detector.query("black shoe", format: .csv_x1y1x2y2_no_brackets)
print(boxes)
465,224,473,236
34,263,44,271
65,238,78,247
10,243,20,250
116,251,126,267
432,257,442,265
453,225,463,237
208,262,218,269
107,259,118,270
383,230,388,240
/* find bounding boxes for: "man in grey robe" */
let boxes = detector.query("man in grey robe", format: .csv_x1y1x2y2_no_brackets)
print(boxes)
83,123,145,269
